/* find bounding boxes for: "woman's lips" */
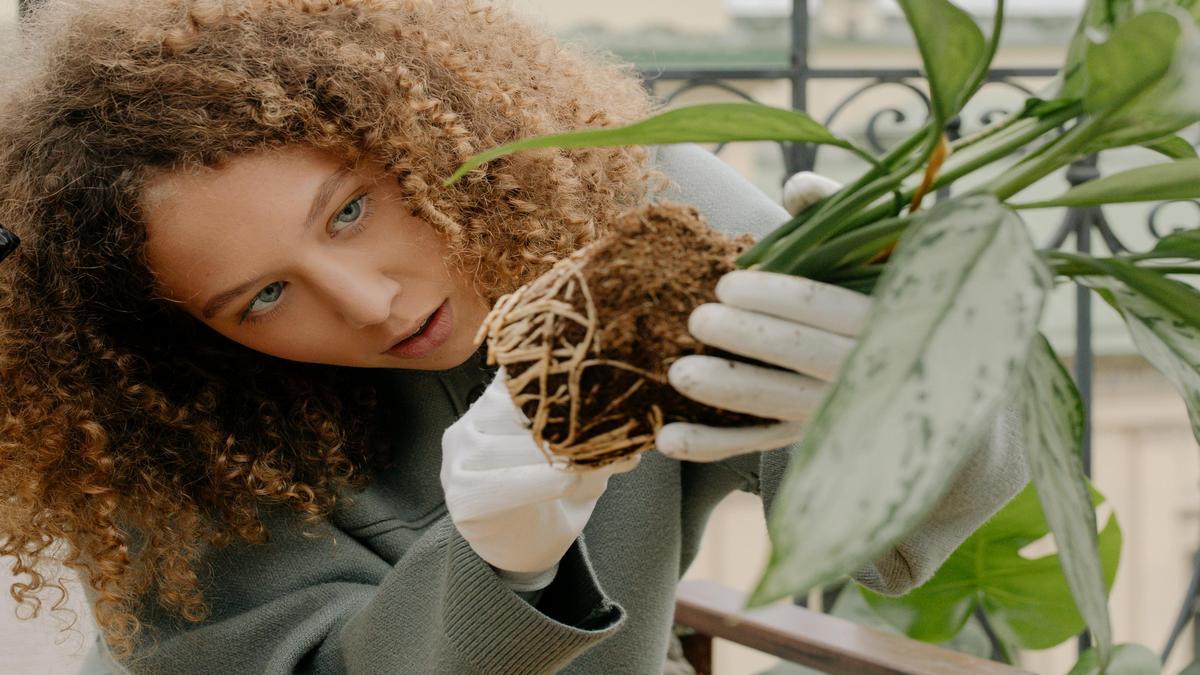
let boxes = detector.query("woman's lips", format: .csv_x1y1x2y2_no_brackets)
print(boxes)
384,300,452,359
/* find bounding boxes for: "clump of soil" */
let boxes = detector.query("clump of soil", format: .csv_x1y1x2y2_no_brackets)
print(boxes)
478,201,773,469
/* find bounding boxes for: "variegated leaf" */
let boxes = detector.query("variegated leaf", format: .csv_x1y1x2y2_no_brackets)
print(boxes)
1081,275,1200,448
1021,334,1113,664
750,194,1051,605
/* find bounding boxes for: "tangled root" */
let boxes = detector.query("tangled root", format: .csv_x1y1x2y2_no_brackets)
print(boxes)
478,246,665,468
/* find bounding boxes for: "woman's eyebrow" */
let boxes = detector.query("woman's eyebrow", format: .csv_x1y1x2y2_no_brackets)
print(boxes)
200,165,354,320
303,166,354,233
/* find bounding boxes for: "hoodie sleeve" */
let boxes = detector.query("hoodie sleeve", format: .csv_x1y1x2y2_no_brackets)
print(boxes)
113,508,622,675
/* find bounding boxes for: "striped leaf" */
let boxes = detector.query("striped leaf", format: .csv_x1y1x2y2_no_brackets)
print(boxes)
1020,335,1113,665
1014,160,1200,209
444,102,856,185
749,194,1050,605
1081,275,1200,449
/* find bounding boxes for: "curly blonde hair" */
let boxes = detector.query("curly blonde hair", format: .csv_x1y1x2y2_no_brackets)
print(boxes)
0,0,654,658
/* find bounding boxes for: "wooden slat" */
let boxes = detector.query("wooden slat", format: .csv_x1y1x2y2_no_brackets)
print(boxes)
674,580,1034,675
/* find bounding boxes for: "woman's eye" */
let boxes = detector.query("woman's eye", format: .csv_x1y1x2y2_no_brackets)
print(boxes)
243,281,287,319
329,193,369,236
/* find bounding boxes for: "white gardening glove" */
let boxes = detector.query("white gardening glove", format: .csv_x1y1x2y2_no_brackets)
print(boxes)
782,170,842,217
441,370,639,589
656,171,869,462
655,271,870,461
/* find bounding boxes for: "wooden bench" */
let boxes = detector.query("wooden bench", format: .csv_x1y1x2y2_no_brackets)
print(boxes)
674,580,1034,675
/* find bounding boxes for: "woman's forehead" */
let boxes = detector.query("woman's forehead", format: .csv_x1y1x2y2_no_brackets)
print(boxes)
140,147,347,299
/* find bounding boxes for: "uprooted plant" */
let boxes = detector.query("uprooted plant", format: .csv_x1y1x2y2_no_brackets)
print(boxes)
449,1,1200,670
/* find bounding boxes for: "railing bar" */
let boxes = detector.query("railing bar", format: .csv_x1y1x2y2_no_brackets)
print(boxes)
1069,158,1099,657
675,580,1035,675
640,67,1059,81
790,0,813,174
1162,549,1200,662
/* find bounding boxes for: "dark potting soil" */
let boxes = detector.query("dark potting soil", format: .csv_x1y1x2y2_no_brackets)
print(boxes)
506,201,776,466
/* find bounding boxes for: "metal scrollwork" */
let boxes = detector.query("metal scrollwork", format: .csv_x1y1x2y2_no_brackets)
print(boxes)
1148,199,1200,241
817,79,932,163
864,108,910,153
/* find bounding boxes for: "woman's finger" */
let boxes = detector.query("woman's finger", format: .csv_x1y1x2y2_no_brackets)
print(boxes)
688,303,854,381
655,420,807,462
715,270,869,338
667,355,825,421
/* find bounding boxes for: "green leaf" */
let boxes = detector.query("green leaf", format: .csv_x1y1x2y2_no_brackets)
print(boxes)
862,483,1123,649
444,102,854,185
1084,10,1200,151
1058,0,1136,101
1080,274,1200,450
1145,0,1200,23
1143,135,1198,159
748,194,1050,605
1068,643,1162,675
1068,256,1200,328
1021,335,1113,664
897,0,988,126
1150,228,1200,259
1085,12,1181,117
1013,160,1200,209
1023,96,1082,119
830,584,993,659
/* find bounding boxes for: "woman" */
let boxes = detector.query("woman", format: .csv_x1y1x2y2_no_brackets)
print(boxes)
0,1,1027,672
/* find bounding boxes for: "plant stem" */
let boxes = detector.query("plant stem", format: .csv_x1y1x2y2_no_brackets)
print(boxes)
986,115,1105,200
750,99,1083,277
822,105,1081,238
757,172,906,273
823,264,884,284
950,110,1032,155
1044,248,1200,277
736,210,812,268
785,215,910,278
1052,262,1200,277
939,103,1082,189
975,608,1018,665
738,125,936,269
738,125,934,269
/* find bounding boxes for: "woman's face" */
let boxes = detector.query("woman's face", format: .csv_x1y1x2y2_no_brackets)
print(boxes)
143,146,491,371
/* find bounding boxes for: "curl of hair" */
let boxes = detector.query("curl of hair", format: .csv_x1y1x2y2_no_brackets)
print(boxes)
0,0,655,659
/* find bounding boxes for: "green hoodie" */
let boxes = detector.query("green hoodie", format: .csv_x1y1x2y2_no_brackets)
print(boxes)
90,144,1028,674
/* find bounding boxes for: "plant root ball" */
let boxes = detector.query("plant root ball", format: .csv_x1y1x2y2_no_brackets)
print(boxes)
478,201,774,470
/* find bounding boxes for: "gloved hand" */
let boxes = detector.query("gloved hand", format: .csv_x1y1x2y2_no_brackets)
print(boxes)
442,370,639,587
656,171,871,462
781,170,842,218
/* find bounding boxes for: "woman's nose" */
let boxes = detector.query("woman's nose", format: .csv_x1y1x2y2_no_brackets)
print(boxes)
314,263,401,328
